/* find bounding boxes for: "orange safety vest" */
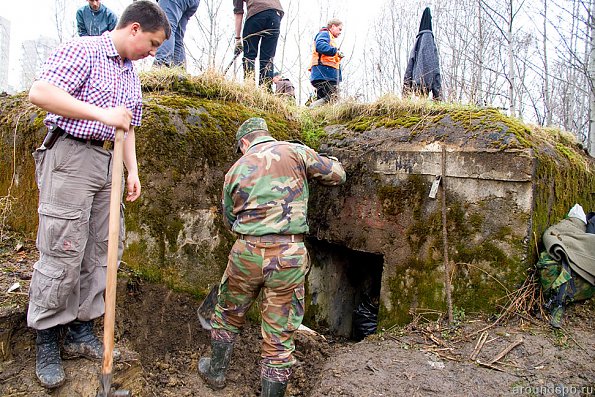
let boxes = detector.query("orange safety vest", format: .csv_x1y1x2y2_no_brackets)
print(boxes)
309,29,341,70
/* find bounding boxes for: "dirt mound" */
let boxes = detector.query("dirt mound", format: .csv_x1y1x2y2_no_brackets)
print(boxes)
1,234,594,396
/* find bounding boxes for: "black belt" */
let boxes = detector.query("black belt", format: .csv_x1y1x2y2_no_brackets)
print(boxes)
64,133,107,147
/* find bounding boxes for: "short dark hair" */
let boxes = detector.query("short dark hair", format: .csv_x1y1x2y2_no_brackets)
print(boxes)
244,130,270,142
117,1,171,39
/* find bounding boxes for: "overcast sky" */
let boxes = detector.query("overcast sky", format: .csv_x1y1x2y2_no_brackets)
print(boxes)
0,0,391,92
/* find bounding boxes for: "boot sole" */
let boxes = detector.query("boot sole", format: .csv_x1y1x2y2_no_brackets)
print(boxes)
36,372,66,389
62,347,120,361
198,369,225,390
62,350,102,361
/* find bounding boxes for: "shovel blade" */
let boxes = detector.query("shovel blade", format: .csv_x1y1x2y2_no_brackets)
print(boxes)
197,285,219,330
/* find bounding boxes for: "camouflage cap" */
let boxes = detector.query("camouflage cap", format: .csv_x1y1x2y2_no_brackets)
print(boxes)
235,117,268,153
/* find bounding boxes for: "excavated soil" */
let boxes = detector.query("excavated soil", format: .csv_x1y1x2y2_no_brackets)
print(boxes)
1,233,594,397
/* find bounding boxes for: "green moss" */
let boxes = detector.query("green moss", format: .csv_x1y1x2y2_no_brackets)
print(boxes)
449,107,532,149
531,148,595,258
299,113,327,149
376,174,426,219
345,114,427,132
381,257,445,326
377,185,529,325
0,95,45,236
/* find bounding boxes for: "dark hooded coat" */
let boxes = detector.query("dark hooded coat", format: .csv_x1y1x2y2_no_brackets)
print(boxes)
403,7,442,100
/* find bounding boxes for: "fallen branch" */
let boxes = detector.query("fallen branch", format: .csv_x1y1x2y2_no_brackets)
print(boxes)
476,360,518,377
476,360,506,372
470,331,488,361
429,333,447,347
488,337,523,365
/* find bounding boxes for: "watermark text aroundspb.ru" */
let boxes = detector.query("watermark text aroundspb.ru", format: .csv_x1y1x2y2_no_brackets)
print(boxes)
512,385,594,395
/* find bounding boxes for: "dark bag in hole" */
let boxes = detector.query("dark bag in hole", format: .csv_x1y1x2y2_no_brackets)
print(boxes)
352,294,379,341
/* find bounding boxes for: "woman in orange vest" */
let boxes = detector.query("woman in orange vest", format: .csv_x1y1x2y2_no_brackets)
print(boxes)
308,19,344,107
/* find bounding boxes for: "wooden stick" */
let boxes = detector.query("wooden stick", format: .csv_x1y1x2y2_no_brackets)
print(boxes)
101,129,125,385
441,145,453,324
476,360,508,373
470,331,488,361
488,337,523,365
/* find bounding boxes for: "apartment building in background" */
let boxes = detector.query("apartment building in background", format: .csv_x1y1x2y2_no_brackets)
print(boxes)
19,37,57,91
0,16,10,93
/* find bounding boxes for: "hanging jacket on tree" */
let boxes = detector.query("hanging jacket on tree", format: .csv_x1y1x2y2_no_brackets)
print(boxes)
403,29,442,100
309,28,342,83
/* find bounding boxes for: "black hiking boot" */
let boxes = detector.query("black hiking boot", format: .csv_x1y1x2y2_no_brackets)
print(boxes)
261,377,288,397
63,320,120,361
198,340,234,390
35,326,66,389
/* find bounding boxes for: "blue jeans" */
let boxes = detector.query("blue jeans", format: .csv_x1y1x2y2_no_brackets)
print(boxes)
154,0,200,67
242,9,282,85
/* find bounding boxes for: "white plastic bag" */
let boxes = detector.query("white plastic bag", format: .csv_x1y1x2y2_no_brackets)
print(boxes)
568,203,587,224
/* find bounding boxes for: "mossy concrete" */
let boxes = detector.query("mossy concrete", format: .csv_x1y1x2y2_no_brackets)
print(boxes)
0,84,300,301
307,109,595,329
1,84,593,330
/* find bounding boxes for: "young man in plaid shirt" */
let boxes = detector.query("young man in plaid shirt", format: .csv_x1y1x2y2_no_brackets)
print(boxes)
27,1,170,389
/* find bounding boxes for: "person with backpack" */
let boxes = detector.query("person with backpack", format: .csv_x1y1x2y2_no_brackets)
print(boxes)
272,72,295,103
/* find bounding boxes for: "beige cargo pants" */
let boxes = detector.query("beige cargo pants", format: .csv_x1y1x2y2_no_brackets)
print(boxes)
27,135,124,330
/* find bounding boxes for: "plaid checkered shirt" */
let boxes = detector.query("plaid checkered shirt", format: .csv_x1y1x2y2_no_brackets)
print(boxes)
38,32,143,141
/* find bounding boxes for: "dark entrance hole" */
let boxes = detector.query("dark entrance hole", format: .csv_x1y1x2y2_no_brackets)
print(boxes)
305,238,384,340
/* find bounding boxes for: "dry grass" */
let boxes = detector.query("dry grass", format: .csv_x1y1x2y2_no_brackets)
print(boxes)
137,70,583,156
139,67,297,119
308,94,469,123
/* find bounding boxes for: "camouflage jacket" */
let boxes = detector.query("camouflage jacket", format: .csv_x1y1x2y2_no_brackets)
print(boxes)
222,136,346,235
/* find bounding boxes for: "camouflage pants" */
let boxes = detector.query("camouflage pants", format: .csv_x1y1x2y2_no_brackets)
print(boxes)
211,238,309,374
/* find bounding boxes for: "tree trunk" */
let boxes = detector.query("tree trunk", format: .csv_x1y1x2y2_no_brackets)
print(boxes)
588,0,595,155
508,1,516,117
543,0,552,126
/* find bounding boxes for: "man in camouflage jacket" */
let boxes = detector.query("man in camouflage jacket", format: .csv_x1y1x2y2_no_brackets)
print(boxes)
199,117,346,397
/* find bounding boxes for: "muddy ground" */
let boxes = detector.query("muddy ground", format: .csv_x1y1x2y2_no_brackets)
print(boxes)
1,233,594,397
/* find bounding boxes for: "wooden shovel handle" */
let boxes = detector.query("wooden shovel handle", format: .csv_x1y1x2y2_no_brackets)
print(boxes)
102,129,125,376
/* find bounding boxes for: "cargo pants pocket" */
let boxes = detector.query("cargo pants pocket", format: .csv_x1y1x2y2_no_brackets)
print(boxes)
284,285,305,332
29,260,67,309
32,148,46,188
37,203,85,257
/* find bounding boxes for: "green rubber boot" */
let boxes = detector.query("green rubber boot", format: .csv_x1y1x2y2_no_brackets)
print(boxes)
549,304,565,329
261,377,288,397
198,341,234,390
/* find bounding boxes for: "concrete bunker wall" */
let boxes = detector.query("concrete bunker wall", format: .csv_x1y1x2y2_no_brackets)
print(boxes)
308,136,535,327
3,89,595,334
